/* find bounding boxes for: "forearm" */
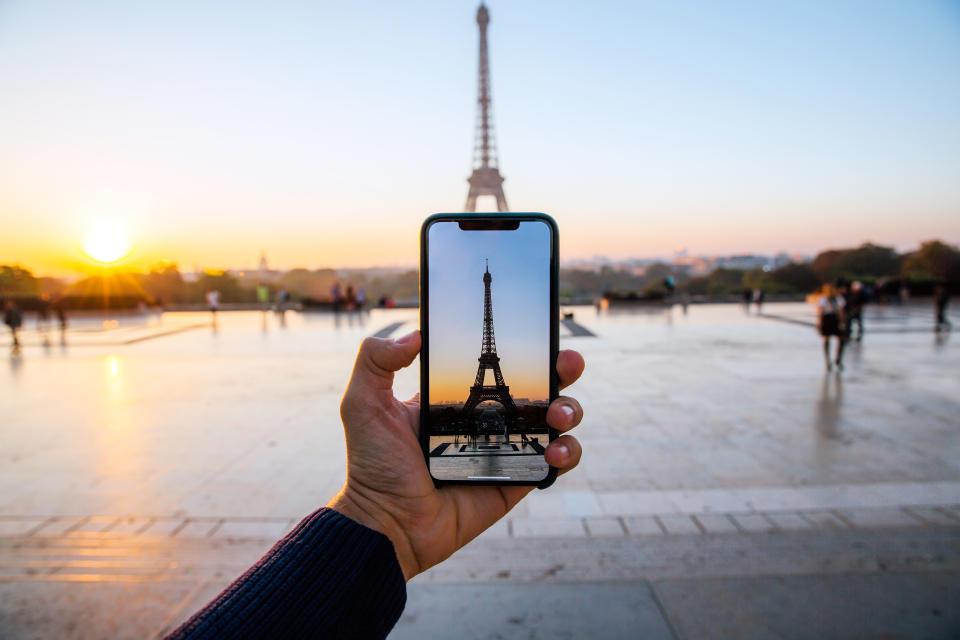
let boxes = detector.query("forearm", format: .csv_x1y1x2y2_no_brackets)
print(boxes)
166,508,406,639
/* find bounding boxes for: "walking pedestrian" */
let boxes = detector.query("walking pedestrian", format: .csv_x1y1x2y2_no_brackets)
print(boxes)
934,285,951,332
817,284,847,372
206,289,220,325
55,300,68,344
846,281,865,341
36,295,51,331
330,282,343,312
4,300,23,350
256,283,270,311
275,288,289,315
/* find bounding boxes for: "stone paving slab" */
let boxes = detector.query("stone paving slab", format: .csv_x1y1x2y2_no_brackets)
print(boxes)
765,513,813,531
35,518,89,536
839,507,925,529
731,514,776,533
214,519,294,540
419,528,960,585
0,580,208,640
176,520,218,538
624,516,665,536
71,517,119,533
512,518,587,538
653,572,960,640
802,511,848,530
582,517,626,537
0,519,48,537
395,573,960,640
392,582,675,640
109,517,154,535
658,514,703,535
141,519,186,537
692,514,738,534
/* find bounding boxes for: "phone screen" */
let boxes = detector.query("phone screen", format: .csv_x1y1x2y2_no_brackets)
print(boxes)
424,218,553,483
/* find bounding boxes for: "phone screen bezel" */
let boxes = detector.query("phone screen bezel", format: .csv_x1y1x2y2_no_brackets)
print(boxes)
419,212,559,488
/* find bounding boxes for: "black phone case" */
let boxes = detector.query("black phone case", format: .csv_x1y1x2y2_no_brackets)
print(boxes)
420,212,560,490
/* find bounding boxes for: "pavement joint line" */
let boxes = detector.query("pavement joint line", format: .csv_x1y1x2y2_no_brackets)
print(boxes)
616,516,628,535
27,517,57,537
170,520,189,537
122,323,211,345
647,580,683,640
829,509,855,529
100,518,120,533
797,512,820,529
150,576,216,639
207,519,225,538
62,517,90,535
652,515,669,535
136,517,157,536
766,513,783,529
689,515,708,534
934,506,960,524
728,514,747,534
901,507,930,526
903,506,957,527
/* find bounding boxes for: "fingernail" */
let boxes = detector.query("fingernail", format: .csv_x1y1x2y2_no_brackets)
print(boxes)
560,404,575,423
394,331,417,345
555,443,570,459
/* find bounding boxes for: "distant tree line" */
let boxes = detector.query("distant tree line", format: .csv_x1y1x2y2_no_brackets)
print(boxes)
561,240,960,301
678,240,960,299
2,239,958,306
0,261,419,306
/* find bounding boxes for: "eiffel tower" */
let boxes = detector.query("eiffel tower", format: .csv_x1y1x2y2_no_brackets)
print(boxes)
462,260,517,415
464,3,509,212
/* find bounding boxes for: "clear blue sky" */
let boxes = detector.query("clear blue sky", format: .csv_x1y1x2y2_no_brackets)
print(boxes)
428,220,550,404
1,0,958,272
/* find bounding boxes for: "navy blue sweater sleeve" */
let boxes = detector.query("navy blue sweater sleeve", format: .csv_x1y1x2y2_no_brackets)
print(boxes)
166,508,407,639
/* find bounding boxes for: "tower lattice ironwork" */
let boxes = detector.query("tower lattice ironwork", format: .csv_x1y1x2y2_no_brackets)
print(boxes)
465,3,509,212
463,260,516,414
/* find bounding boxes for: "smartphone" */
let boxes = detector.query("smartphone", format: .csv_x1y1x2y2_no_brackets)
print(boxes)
420,213,559,488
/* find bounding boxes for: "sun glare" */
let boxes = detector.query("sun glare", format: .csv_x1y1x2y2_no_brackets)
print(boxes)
83,226,132,264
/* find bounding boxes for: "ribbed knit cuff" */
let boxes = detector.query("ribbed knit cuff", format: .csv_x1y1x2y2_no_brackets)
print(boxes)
166,507,407,639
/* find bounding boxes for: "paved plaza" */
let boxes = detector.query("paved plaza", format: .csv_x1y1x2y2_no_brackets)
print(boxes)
1,303,958,638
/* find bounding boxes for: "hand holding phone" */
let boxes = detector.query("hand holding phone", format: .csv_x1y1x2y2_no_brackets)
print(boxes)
329,333,584,579
327,214,584,579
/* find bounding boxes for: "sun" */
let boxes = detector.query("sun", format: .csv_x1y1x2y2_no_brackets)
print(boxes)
83,225,132,264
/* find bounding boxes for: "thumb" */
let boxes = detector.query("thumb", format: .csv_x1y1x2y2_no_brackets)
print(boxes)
349,331,421,391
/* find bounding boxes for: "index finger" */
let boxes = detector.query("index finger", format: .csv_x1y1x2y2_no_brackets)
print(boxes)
557,349,584,391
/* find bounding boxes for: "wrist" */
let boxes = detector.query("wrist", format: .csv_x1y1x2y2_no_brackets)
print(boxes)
327,485,420,580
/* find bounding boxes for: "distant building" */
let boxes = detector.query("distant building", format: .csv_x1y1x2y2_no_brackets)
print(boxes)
254,252,281,283
713,255,771,271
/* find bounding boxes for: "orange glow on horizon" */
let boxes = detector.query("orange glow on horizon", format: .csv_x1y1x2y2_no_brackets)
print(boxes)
430,374,548,406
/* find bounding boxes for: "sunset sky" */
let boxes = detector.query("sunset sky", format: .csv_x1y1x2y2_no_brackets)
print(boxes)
428,221,550,404
1,0,959,275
